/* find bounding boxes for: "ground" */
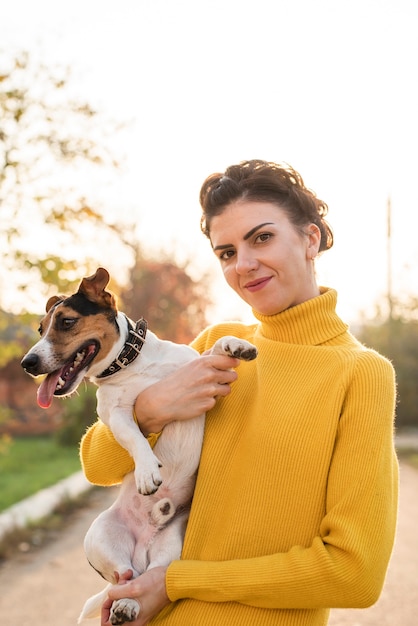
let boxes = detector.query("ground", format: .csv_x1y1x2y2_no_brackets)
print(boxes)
0,462,416,626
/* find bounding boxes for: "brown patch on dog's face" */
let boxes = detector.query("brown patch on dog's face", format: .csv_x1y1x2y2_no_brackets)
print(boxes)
22,267,122,407
39,302,118,367
36,266,119,368
25,299,120,408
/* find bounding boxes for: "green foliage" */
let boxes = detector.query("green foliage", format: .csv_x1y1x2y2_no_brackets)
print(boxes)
55,385,98,446
0,437,81,511
0,308,38,367
0,407,14,426
357,302,418,429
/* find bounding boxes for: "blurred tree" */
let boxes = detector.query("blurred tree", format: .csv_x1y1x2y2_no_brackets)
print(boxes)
0,51,215,443
357,297,418,430
119,248,211,344
0,308,37,367
0,49,134,312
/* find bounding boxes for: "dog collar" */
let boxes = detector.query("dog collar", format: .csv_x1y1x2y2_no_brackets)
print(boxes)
97,316,148,379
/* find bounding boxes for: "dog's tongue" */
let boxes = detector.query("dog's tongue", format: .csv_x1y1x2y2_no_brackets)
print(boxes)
37,370,62,409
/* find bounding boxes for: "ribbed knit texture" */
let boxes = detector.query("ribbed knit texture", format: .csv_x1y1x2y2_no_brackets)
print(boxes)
80,288,398,626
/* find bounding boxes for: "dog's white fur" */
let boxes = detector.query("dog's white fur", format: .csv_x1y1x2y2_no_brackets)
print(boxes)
21,268,257,625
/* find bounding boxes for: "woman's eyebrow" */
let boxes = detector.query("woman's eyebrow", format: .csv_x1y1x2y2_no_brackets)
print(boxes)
212,242,232,252
212,222,274,251
243,222,274,241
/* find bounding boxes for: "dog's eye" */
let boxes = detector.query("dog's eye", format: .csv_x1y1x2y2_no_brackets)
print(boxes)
38,325,43,336
61,318,77,330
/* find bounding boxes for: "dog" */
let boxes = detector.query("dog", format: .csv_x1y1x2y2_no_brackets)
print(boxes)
21,267,257,624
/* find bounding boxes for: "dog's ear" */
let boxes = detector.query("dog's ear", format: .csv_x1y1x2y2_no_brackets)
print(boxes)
78,267,116,309
46,295,64,312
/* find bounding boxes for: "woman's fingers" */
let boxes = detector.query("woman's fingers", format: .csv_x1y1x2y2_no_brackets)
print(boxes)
135,355,240,434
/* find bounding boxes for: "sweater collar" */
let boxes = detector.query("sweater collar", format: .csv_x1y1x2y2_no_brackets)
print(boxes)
252,288,348,345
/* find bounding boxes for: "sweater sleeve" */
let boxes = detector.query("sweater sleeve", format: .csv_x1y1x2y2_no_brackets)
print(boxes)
166,351,398,609
79,419,161,486
79,420,135,485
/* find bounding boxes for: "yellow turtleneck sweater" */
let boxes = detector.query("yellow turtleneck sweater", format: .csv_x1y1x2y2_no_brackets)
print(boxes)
80,289,398,626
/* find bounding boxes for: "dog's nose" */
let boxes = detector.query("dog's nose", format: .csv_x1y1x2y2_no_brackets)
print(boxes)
21,352,40,374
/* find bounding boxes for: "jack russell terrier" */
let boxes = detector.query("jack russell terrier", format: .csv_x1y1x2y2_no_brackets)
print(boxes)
21,267,257,624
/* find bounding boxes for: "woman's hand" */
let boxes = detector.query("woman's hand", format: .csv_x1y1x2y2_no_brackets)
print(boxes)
135,354,240,435
101,567,170,626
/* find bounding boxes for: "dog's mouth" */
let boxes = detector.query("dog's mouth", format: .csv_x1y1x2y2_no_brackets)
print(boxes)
37,341,99,409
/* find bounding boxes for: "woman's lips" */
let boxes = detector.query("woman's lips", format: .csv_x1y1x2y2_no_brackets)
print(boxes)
244,276,272,292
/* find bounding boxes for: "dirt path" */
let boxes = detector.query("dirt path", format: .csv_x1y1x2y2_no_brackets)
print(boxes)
0,462,416,626
0,487,117,626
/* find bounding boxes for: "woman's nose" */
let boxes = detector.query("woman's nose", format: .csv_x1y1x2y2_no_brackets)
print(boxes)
235,250,258,274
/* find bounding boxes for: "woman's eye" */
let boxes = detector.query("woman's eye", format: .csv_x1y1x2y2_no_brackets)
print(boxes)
220,249,235,261
256,232,271,243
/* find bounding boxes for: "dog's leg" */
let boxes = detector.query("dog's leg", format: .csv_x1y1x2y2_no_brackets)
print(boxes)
104,407,164,495
146,511,188,570
84,508,143,583
108,511,189,623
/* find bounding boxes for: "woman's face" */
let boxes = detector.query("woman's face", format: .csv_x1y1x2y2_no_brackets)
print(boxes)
209,200,321,316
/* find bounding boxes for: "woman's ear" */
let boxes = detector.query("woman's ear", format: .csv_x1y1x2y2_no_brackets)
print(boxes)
306,224,321,260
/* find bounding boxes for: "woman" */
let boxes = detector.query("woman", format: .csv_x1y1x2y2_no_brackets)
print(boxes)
81,160,398,626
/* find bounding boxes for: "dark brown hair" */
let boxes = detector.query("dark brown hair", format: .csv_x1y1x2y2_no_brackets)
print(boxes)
199,159,333,252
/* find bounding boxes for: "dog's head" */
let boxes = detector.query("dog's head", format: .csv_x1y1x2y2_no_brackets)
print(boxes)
21,267,119,408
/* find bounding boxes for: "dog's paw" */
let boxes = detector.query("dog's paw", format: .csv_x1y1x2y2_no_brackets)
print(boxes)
216,337,258,361
110,598,140,624
134,457,163,495
150,497,176,527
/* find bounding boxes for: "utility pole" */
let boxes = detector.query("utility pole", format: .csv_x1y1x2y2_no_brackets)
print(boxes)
387,195,393,322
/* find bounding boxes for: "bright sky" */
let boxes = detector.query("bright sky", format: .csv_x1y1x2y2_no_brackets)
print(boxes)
1,0,418,324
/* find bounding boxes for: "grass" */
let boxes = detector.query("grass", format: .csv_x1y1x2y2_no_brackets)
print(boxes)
0,436,81,511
